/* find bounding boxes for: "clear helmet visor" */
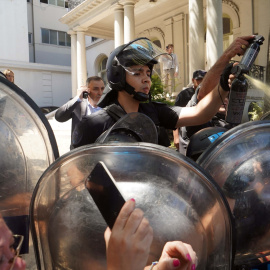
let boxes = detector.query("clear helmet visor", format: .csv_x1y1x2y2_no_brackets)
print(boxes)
116,38,172,76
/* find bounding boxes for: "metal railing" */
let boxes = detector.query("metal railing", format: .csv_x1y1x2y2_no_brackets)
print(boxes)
231,60,265,88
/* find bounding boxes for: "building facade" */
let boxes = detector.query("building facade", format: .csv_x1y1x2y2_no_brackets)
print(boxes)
61,0,270,121
0,0,72,107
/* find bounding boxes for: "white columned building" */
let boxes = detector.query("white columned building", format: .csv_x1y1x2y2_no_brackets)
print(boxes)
75,27,87,89
206,0,223,69
114,4,124,48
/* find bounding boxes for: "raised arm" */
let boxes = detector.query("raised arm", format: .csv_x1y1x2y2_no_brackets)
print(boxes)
197,35,254,101
55,86,88,122
176,82,228,128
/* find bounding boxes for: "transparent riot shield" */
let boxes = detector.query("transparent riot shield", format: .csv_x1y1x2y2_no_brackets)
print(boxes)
197,120,270,268
30,143,234,270
0,76,59,269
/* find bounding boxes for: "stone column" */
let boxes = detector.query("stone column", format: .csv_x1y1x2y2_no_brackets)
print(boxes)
68,30,77,97
75,27,87,88
173,13,186,90
164,18,173,45
206,0,223,69
122,0,137,43
189,0,205,78
114,4,124,48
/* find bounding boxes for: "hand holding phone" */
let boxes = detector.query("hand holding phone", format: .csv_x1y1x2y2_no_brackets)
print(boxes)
85,161,126,229
82,91,88,99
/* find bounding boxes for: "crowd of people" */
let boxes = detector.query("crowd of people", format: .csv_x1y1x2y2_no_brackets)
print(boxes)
0,34,256,269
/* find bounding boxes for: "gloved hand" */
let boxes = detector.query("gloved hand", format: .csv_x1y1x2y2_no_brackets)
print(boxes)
219,63,234,92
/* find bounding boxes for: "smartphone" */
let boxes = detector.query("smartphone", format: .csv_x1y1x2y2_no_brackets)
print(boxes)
83,91,88,99
85,161,126,229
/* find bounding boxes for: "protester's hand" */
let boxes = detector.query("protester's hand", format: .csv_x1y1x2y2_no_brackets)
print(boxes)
77,86,89,100
0,217,26,270
145,241,197,270
174,72,178,78
105,199,153,270
223,35,254,60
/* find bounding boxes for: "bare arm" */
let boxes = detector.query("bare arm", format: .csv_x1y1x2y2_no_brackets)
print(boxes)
197,35,254,101
176,84,228,128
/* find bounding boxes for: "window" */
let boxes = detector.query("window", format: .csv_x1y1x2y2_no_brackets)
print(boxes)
58,31,66,46
41,28,50,44
223,14,233,51
98,57,108,84
28,33,32,44
66,34,71,46
153,40,161,48
223,17,231,35
41,28,71,47
40,0,68,8
50,30,57,45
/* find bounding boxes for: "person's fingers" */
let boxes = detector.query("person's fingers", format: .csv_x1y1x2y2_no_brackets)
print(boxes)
239,35,255,41
160,241,197,268
183,243,197,268
104,227,111,249
11,257,26,270
123,207,145,235
153,258,182,270
1,230,14,262
113,199,136,231
134,217,153,244
225,36,253,58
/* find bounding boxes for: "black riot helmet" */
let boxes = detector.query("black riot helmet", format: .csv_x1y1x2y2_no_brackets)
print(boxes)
186,127,228,161
99,37,171,107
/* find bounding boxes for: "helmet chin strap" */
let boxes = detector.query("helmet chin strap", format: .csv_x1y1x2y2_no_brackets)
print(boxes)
125,82,149,102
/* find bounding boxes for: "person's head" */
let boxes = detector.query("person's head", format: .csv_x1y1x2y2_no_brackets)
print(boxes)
3,69,14,83
192,69,207,89
86,76,105,107
186,127,227,161
166,44,174,54
100,37,169,107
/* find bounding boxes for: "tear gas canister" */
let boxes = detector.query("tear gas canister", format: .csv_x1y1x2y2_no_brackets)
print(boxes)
226,35,264,125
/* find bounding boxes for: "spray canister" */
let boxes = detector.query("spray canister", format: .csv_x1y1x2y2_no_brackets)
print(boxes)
225,35,264,126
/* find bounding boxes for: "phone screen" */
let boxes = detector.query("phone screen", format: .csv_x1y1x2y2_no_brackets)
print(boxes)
85,161,126,229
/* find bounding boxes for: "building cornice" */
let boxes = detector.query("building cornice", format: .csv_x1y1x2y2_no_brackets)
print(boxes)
60,0,118,27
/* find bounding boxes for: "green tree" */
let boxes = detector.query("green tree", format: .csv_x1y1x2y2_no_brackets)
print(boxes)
150,74,174,105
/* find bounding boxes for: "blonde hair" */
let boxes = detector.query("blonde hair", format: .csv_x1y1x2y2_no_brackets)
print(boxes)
3,69,14,83
3,69,13,76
